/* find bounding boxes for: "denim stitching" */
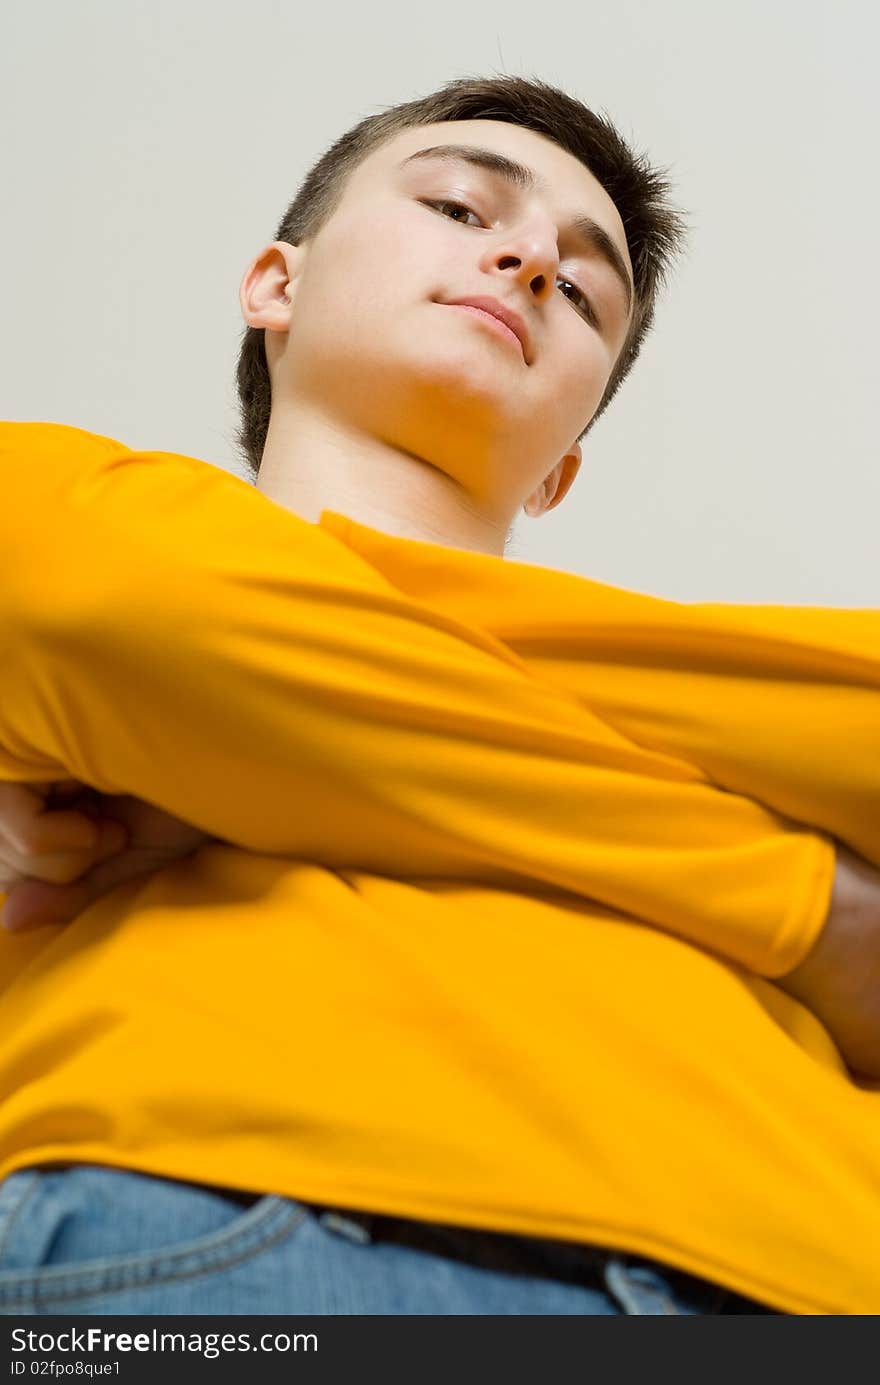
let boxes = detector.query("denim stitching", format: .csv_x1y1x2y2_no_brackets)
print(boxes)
0,1173,42,1263
0,1195,306,1307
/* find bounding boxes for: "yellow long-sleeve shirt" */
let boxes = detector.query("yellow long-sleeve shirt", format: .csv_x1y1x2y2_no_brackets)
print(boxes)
0,421,877,1314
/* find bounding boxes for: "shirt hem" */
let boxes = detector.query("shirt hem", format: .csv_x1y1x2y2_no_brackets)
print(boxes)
0,1144,857,1315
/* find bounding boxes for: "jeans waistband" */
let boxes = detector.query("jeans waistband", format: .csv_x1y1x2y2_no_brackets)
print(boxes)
311,1204,615,1289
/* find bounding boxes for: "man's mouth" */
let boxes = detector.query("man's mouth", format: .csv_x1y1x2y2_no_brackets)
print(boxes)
440,296,531,363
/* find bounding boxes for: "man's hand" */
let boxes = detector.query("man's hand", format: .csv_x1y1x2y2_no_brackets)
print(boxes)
776,843,880,1082
0,780,213,934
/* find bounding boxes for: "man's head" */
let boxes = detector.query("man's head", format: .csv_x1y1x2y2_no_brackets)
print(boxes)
236,75,686,534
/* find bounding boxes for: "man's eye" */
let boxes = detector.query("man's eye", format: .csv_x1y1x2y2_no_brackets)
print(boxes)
557,278,597,326
425,199,483,227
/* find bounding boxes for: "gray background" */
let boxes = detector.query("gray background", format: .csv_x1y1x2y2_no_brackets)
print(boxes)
3,0,875,603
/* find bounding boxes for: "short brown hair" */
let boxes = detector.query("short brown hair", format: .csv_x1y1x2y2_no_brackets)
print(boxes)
234,73,688,479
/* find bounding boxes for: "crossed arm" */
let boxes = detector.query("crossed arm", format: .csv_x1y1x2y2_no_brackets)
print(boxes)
0,422,843,986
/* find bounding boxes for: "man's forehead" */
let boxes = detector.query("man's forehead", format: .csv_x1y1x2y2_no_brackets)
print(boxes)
375,119,591,181
364,119,630,263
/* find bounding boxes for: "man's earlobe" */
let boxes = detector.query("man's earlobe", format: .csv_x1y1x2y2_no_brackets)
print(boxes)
523,442,583,519
522,483,550,519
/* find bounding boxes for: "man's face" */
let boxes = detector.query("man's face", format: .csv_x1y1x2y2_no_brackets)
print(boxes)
267,119,635,515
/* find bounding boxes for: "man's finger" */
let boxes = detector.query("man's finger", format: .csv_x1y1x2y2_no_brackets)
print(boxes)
26,809,103,854
0,817,129,891
0,877,88,932
0,781,105,856
1,837,146,933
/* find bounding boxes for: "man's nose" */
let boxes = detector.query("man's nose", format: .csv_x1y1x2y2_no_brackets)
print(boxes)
488,226,559,299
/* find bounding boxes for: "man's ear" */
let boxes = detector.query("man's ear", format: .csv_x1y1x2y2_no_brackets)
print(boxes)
522,441,583,519
239,240,305,331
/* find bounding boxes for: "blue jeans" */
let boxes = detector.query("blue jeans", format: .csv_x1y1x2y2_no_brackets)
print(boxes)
0,1164,780,1315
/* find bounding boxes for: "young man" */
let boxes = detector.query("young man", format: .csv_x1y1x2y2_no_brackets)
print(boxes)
0,75,878,1316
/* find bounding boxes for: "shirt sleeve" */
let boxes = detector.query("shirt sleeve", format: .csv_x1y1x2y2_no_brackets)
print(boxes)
0,421,835,978
503,602,880,881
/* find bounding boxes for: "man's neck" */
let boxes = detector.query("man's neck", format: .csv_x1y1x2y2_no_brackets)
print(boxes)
254,404,511,556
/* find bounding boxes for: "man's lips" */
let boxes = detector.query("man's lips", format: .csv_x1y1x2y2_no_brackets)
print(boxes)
441,296,531,363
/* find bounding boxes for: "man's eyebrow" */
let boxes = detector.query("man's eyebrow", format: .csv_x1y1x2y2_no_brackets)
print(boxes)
397,143,634,318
